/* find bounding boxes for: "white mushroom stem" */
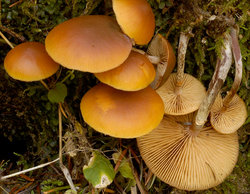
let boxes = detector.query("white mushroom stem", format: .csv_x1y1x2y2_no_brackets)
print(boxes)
176,27,193,87
132,47,161,64
223,27,243,106
194,32,232,131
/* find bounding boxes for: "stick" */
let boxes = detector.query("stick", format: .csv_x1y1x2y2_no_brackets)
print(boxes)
0,158,59,180
0,31,14,48
58,104,77,191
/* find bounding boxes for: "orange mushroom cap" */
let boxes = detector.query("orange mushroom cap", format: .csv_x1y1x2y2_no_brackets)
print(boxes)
80,83,164,138
112,0,155,45
95,51,155,91
4,42,59,81
45,15,132,73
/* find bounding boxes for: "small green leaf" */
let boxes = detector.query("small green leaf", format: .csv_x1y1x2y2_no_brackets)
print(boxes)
65,189,77,194
159,2,165,9
112,153,135,180
48,83,67,103
83,151,115,189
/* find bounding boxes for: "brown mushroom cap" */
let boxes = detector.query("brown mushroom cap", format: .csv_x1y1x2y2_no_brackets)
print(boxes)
45,15,132,73
210,94,247,134
112,0,155,45
80,83,164,138
95,51,155,91
4,42,59,81
156,73,206,115
137,114,239,191
147,34,176,89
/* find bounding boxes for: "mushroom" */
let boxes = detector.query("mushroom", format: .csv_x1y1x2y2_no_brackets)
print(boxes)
4,42,59,83
45,15,132,73
137,114,238,191
137,33,238,190
132,33,176,89
147,34,176,89
210,27,247,134
156,28,206,115
112,0,155,45
80,83,164,138
94,51,155,91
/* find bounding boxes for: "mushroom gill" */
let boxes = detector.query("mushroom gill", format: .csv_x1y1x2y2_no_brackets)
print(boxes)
137,114,239,191
210,94,247,134
156,73,206,115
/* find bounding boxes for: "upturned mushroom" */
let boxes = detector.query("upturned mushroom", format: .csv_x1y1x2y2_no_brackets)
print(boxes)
137,33,238,190
112,0,155,45
4,42,59,83
94,51,155,91
156,28,206,115
147,34,176,89
80,83,164,138
210,27,247,134
45,15,132,73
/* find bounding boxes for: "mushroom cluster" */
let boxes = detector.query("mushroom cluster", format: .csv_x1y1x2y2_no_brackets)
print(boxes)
43,0,176,139
3,0,177,139
137,27,247,191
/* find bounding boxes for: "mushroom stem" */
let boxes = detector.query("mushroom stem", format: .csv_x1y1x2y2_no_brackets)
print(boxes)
176,27,193,87
223,27,243,106
132,47,161,64
147,55,161,64
0,31,14,48
194,32,232,131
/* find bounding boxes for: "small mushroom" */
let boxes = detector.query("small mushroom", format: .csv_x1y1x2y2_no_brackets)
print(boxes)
80,83,164,138
211,94,247,134
4,42,59,82
157,73,206,115
94,51,155,91
147,34,176,89
156,28,206,115
112,0,155,45
45,15,132,73
210,27,247,134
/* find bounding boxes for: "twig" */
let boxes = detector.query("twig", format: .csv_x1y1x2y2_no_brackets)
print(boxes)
128,150,148,194
58,104,76,191
58,105,63,164
9,0,23,8
59,102,68,119
40,80,49,90
114,149,128,172
0,25,26,42
14,182,33,194
0,158,59,180
43,184,80,194
19,174,34,182
128,146,140,165
0,186,9,194
113,179,125,194
0,31,14,48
